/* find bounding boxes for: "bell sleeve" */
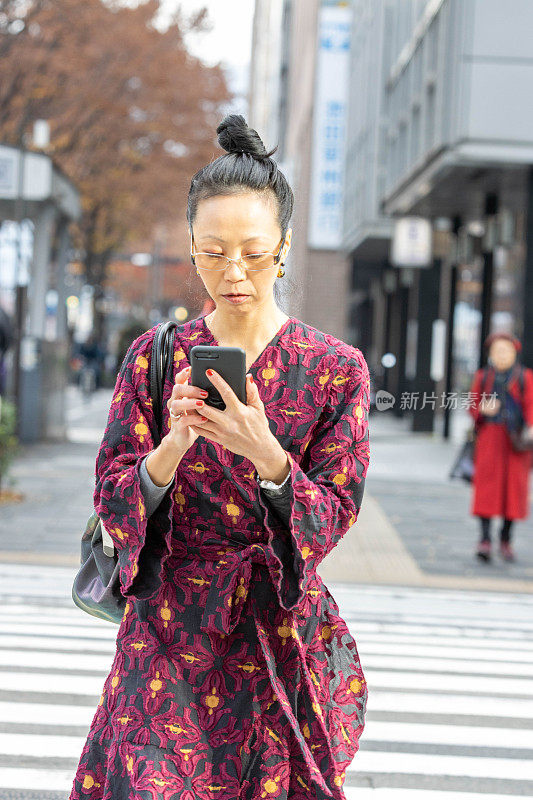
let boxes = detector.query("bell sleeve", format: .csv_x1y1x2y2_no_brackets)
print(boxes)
93,327,175,601
258,348,370,612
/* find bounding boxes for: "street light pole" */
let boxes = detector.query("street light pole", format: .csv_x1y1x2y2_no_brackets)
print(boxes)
12,142,27,437
11,120,50,436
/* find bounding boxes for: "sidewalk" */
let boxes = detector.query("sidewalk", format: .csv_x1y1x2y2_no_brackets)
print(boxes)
319,409,533,593
0,385,112,566
1,388,533,593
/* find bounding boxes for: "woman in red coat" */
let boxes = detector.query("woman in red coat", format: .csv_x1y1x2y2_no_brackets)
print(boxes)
468,332,533,562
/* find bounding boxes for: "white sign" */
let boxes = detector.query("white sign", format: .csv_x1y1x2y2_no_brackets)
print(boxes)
0,220,33,288
430,319,446,382
391,217,432,268
0,145,53,201
307,3,352,250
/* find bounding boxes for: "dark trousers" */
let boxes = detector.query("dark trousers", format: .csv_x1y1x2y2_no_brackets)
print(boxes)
479,516,513,543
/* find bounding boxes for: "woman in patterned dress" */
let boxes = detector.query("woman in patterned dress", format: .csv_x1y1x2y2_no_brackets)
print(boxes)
69,114,370,800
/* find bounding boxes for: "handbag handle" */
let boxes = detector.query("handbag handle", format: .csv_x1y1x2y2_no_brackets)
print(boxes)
115,321,178,445
150,321,178,446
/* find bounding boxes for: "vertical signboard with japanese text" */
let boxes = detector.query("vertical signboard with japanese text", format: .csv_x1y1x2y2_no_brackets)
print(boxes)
307,1,352,250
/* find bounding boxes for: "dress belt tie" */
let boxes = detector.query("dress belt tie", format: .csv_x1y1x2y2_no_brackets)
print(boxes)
184,538,345,800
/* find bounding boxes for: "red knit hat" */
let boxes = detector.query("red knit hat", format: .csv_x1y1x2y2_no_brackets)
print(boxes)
484,331,522,353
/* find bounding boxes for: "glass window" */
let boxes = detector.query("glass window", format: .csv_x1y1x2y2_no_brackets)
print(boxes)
425,84,435,151
427,17,439,73
411,106,420,163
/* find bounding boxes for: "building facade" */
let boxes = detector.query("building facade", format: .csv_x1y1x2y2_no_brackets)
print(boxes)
345,0,533,436
249,0,354,341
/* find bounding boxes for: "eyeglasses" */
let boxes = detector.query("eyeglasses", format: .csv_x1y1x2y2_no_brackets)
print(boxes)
190,234,285,272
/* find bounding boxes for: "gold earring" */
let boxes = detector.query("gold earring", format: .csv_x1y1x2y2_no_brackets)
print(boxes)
277,264,285,278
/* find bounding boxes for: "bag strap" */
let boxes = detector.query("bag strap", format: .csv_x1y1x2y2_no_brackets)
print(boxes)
149,321,178,446
116,322,178,446
514,363,525,425
502,361,524,402
481,362,525,420
100,323,178,558
480,365,490,397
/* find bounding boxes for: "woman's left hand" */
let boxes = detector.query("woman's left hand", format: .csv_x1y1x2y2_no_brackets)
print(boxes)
183,370,276,462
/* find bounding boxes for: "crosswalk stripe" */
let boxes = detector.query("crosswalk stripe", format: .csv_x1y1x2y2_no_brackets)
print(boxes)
0,700,96,726
368,688,533,718
364,668,533,695
361,653,533,677
343,615,533,632
0,634,117,652
0,648,114,672
0,622,118,639
346,750,533,780
0,731,86,758
0,604,116,623
362,719,533,749
350,622,533,643
343,791,528,800
356,636,533,656
0,670,107,696
0,612,118,630
0,607,118,626
0,767,74,792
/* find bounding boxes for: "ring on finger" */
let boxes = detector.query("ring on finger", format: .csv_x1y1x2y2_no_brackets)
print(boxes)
170,409,186,420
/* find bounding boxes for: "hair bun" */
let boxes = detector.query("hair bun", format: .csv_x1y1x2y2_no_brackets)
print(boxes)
216,114,277,160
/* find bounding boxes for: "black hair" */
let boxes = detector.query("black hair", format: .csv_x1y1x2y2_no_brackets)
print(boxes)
186,115,301,310
187,114,294,243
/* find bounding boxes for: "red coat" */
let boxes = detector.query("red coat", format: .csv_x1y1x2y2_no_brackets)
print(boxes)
468,364,533,519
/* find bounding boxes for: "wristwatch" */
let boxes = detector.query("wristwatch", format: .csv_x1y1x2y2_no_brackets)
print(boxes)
256,469,291,494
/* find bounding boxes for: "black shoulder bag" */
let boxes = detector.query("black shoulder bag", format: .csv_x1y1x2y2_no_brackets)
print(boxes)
71,320,177,624
449,369,489,483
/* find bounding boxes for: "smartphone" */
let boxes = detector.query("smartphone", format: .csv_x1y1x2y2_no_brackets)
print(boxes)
190,345,247,411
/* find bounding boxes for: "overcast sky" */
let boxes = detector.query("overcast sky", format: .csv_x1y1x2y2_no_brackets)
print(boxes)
160,0,254,111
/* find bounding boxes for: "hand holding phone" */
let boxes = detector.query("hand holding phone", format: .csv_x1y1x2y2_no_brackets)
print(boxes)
165,365,207,453
190,345,247,411
173,345,283,469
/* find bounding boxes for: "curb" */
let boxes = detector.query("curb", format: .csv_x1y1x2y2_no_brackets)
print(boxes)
318,492,533,594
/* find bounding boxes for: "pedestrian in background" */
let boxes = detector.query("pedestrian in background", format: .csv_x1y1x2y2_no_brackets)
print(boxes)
79,332,105,389
468,332,533,562
0,307,14,397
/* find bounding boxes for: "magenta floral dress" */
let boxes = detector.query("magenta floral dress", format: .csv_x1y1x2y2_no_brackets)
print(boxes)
69,314,370,800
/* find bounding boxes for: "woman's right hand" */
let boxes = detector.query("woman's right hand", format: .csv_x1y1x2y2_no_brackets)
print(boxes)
479,396,501,416
164,366,208,453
